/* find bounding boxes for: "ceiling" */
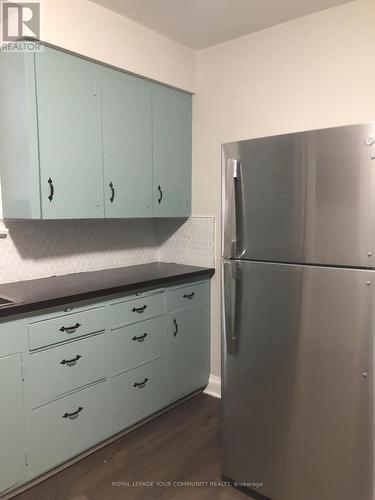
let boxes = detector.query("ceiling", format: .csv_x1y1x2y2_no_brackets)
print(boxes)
90,0,353,50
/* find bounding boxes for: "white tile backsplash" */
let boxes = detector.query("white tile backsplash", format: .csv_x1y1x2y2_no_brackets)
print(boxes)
0,217,215,284
157,217,215,268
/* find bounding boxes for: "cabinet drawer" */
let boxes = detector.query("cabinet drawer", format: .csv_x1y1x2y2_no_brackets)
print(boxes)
29,381,108,474
29,334,107,407
110,317,166,376
28,307,106,350
166,281,210,312
110,292,165,328
110,357,168,434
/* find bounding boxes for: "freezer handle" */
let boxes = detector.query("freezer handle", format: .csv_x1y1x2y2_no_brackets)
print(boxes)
223,260,237,355
223,159,240,258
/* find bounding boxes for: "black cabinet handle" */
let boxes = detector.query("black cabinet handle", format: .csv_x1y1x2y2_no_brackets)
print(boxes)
59,322,81,333
157,185,163,204
48,177,54,202
63,406,84,420
183,292,195,300
133,378,148,388
173,318,178,337
132,305,147,313
132,333,148,342
60,354,82,366
109,181,115,203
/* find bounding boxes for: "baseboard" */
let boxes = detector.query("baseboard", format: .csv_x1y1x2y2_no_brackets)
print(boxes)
204,375,221,399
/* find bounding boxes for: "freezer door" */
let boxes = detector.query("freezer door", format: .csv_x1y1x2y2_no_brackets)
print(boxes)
222,260,374,500
222,122,375,267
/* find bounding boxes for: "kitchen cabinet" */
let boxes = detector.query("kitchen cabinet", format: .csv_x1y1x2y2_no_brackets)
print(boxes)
166,280,210,400
169,305,210,400
152,85,192,217
28,380,109,475
0,277,210,495
110,357,169,434
0,353,27,493
0,46,192,219
35,47,104,219
102,71,153,217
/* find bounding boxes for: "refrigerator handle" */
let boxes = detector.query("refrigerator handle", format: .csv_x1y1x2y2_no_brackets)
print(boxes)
223,260,237,355
223,159,240,258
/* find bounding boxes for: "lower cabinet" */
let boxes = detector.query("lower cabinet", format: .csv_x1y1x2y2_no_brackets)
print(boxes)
110,357,169,434
0,278,211,495
28,333,107,407
169,304,210,400
0,353,27,493
28,381,109,474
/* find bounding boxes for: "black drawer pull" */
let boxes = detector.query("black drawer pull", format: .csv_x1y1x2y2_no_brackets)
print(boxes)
157,185,163,204
48,177,54,202
133,378,148,389
132,305,147,313
59,323,81,333
60,354,82,366
132,333,148,342
173,318,178,337
109,181,115,203
183,292,195,300
63,406,84,420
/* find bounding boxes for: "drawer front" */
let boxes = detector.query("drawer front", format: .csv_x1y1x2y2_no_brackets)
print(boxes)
29,381,108,474
28,307,106,350
110,317,166,376
110,357,168,434
29,334,107,407
166,281,210,312
110,292,165,328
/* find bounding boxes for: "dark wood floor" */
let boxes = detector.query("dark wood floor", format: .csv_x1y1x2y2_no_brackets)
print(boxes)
15,394,250,500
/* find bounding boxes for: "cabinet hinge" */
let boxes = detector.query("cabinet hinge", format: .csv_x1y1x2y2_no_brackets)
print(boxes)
24,449,29,467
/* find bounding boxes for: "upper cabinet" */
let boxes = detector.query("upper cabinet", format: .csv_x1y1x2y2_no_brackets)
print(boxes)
35,49,104,219
152,86,192,217
0,47,192,219
102,71,153,218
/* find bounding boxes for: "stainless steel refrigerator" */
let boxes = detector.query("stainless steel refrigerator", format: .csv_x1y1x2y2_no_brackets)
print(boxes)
222,122,375,500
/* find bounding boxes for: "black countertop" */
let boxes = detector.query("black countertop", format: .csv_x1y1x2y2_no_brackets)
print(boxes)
0,262,215,319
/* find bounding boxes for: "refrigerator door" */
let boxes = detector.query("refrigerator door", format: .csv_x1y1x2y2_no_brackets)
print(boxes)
222,122,375,267
222,259,374,500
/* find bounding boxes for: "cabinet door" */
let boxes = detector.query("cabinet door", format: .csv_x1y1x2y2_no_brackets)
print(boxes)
0,354,26,493
102,74,153,217
169,304,210,400
35,48,104,219
152,86,192,217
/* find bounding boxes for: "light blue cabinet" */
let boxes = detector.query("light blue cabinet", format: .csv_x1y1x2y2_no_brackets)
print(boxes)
0,53,40,218
0,46,192,219
102,72,153,217
0,278,211,495
169,304,210,400
167,281,210,399
152,85,192,217
35,47,104,219
28,380,109,475
0,353,27,493
110,357,169,434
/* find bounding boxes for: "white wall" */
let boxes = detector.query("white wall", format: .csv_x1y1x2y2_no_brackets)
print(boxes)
193,0,375,377
39,0,196,92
